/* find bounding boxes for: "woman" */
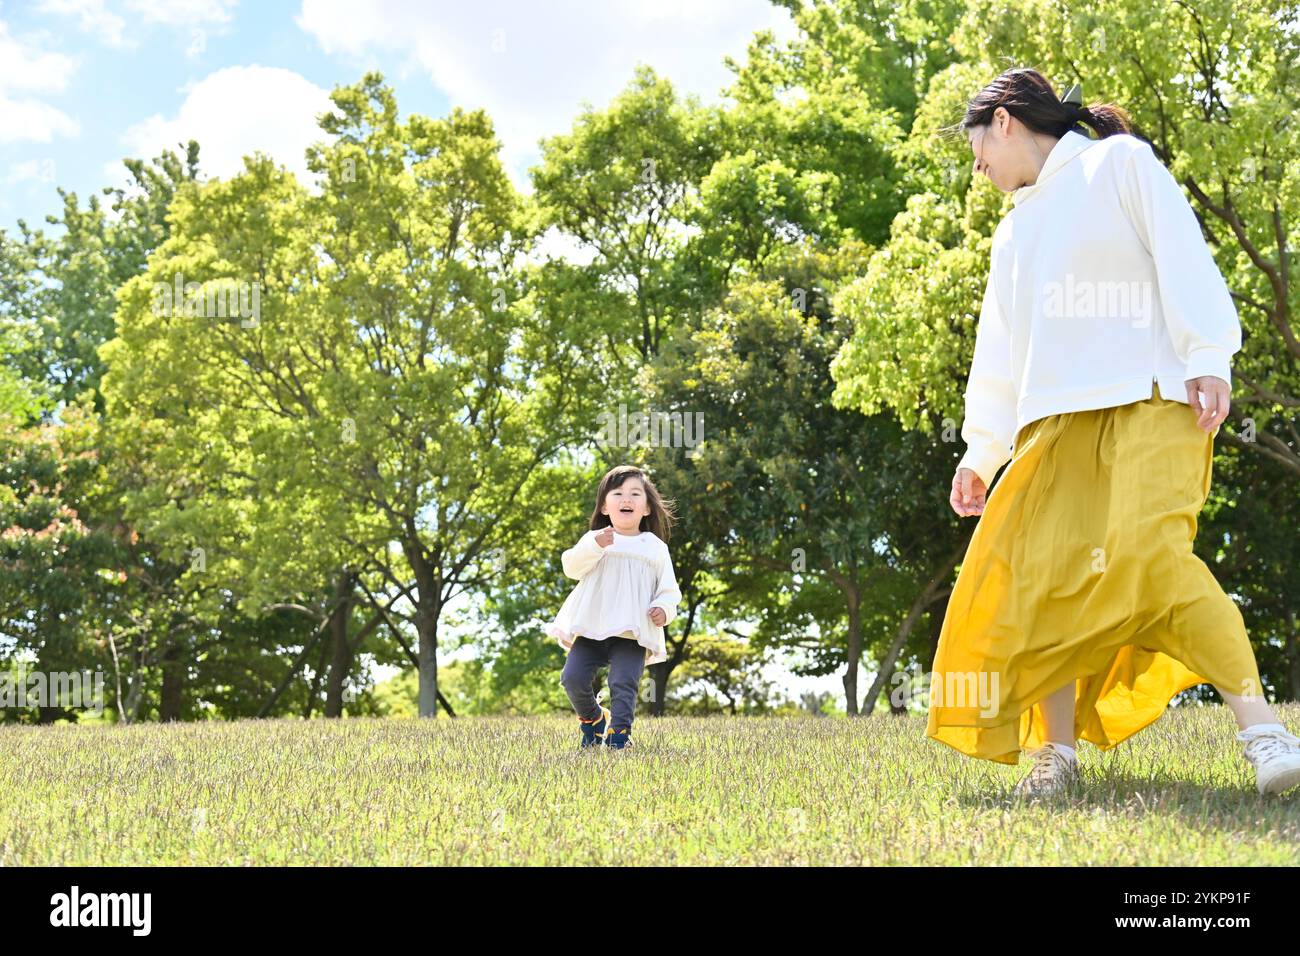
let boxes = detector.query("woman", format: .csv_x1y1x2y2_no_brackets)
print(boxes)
926,67,1300,798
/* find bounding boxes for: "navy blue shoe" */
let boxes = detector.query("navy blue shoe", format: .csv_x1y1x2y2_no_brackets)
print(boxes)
605,727,633,750
579,706,610,748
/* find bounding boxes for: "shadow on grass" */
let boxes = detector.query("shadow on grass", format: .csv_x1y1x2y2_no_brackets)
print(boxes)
951,763,1294,814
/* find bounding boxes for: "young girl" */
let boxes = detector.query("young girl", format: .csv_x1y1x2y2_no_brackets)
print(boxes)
547,465,681,750
928,68,1300,798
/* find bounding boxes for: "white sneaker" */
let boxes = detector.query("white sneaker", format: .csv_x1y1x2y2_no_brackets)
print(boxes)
1013,742,1080,798
1237,726,1300,796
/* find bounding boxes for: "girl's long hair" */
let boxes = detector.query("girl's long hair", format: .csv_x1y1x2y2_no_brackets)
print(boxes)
957,67,1134,140
587,465,677,543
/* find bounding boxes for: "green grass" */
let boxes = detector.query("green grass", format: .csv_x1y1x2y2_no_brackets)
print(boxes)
3,705,1298,865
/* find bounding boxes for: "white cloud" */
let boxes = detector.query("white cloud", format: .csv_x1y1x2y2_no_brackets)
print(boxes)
0,22,78,92
0,96,80,143
0,19,80,142
123,0,236,27
36,0,128,47
294,0,798,190
116,64,334,182
4,157,58,185
127,0,237,55
38,0,237,50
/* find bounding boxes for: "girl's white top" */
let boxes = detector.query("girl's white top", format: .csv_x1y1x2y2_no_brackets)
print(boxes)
547,528,681,665
959,129,1242,489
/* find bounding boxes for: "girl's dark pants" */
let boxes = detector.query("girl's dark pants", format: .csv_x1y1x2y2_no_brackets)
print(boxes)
560,635,646,732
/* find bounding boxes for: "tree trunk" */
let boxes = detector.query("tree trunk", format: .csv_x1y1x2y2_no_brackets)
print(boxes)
862,598,926,717
926,592,948,664
1287,608,1300,702
648,662,670,715
861,546,962,717
159,641,183,721
416,603,440,718
842,586,862,716
403,536,442,718
124,641,145,723
304,636,329,718
889,679,909,714
324,572,358,718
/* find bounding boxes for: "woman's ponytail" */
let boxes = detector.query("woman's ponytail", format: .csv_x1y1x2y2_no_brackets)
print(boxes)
1069,100,1133,139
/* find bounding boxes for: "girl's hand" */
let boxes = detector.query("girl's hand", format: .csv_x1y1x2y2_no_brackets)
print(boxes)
950,467,988,518
1186,375,1230,432
648,606,667,627
595,527,616,548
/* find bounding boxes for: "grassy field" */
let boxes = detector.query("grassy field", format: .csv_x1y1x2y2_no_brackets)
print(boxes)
3,704,1298,865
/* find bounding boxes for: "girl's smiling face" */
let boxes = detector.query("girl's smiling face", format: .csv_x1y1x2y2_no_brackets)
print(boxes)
602,477,650,534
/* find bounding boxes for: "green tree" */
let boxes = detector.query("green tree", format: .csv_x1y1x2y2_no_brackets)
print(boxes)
102,74,588,718
644,242,965,713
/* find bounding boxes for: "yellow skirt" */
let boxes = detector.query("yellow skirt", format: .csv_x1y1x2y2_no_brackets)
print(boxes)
926,381,1262,765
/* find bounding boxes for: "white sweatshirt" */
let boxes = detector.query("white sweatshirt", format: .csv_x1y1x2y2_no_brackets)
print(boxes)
958,128,1242,489
546,528,682,665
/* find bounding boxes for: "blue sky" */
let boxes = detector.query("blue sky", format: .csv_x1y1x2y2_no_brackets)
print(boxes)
2,0,797,233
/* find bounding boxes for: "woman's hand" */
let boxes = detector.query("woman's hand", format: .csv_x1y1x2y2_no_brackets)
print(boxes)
950,467,988,517
648,606,667,627
1186,376,1231,432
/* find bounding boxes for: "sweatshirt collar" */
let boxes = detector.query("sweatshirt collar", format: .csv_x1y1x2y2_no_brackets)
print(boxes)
1011,129,1097,207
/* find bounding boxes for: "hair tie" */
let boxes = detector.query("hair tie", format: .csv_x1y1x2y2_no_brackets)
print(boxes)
1061,83,1088,129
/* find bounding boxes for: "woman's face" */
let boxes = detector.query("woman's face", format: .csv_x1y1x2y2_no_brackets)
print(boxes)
967,107,1020,193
